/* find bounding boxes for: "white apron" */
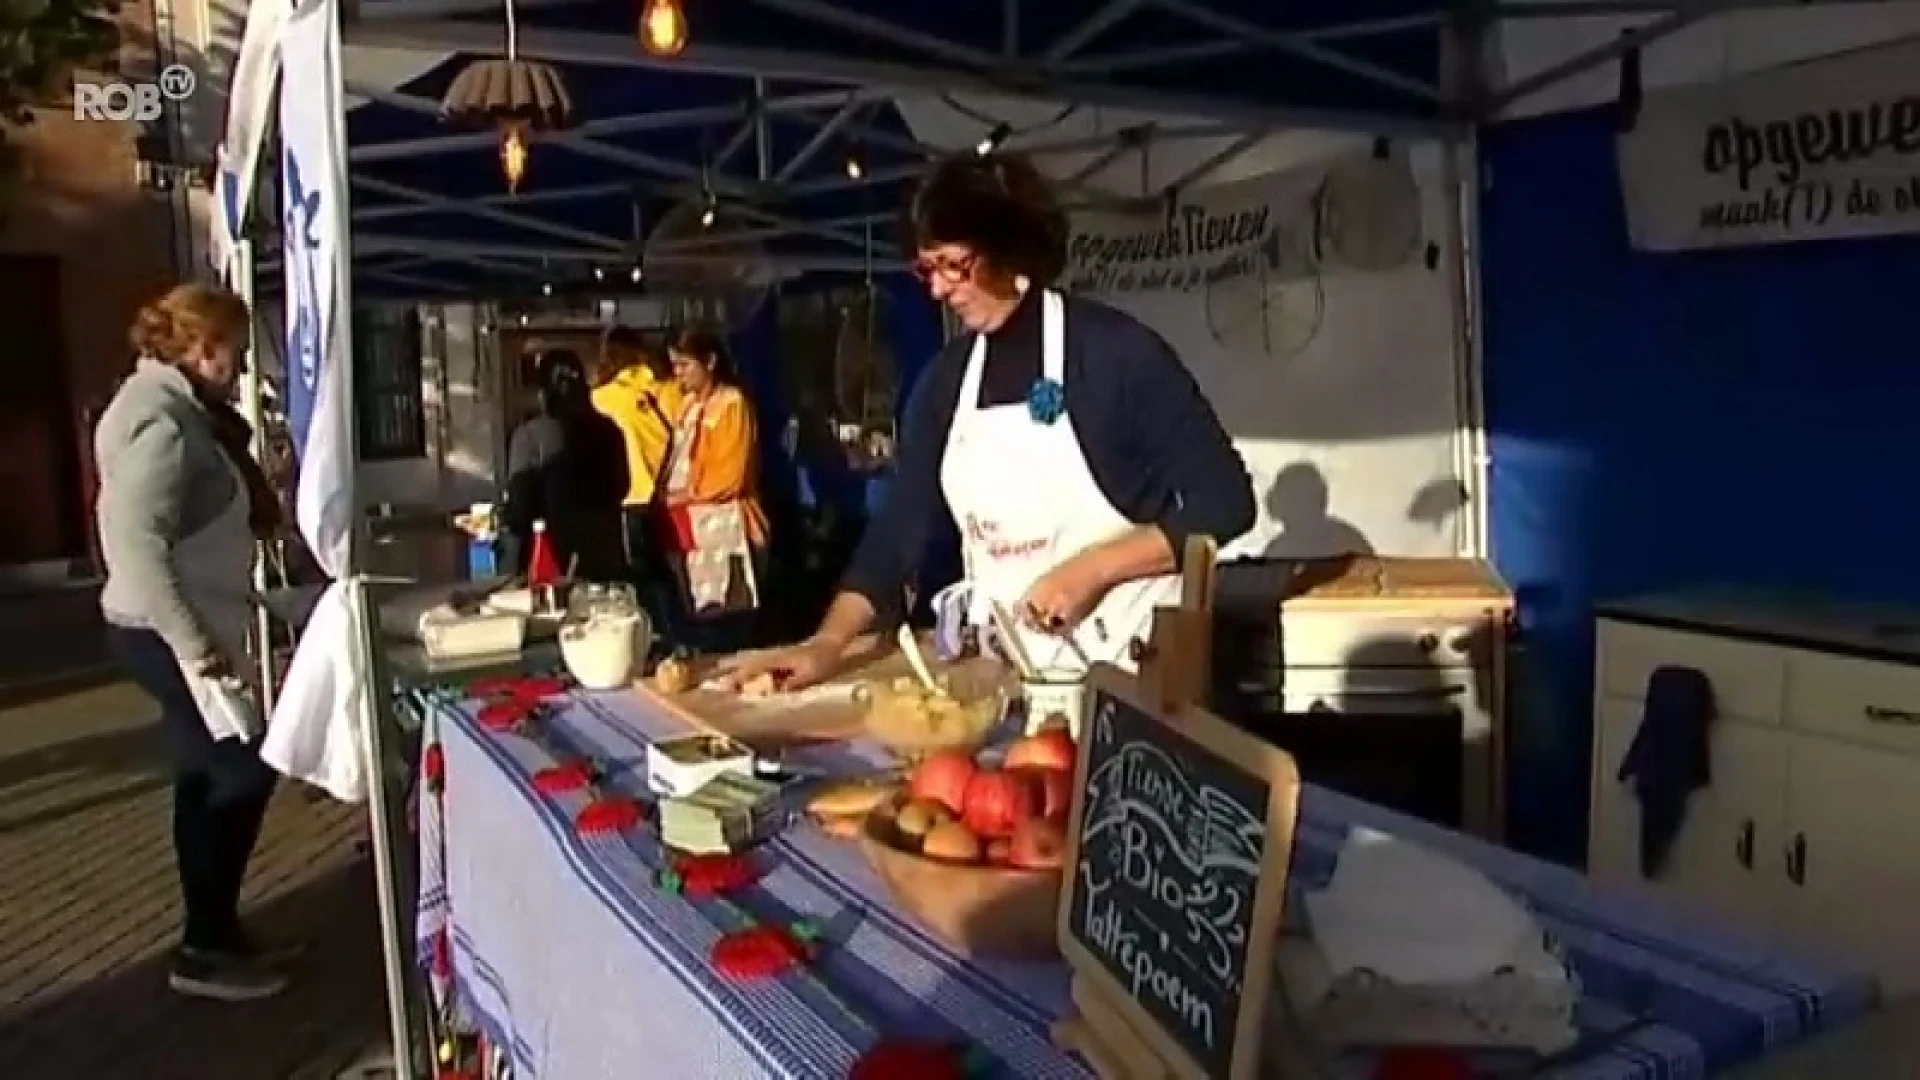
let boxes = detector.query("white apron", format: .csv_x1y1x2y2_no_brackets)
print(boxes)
939,289,1181,678
175,456,261,742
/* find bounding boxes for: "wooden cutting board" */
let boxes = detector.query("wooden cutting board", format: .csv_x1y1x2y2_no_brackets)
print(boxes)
629,634,1004,751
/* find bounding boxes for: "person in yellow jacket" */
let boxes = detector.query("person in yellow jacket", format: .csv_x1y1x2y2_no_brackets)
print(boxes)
590,328,683,617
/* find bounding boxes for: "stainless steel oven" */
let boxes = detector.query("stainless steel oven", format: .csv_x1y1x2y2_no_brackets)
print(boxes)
1212,602,1501,837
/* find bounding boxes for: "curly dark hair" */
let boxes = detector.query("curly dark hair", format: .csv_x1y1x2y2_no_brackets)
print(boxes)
905,150,1069,285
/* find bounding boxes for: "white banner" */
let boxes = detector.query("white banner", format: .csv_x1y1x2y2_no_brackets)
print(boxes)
279,0,352,578
266,0,369,806
1618,39,1920,251
210,0,290,278
1059,148,1467,560
1062,150,1425,296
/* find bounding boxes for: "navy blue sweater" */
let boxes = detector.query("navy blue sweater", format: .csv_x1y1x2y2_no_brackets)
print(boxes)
842,291,1254,612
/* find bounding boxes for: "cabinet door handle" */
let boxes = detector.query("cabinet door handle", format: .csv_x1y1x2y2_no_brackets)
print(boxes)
1735,820,1754,869
1863,705,1920,726
1785,833,1807,886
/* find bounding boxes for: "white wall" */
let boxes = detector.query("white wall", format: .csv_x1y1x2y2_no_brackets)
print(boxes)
895,95,1472,560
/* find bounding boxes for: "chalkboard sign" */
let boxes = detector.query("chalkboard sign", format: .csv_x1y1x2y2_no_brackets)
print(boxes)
1058,664,1300,1080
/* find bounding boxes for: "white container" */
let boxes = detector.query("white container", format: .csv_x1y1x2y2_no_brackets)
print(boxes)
1023,676,1086,738
558,613,650,690
646,734,757,798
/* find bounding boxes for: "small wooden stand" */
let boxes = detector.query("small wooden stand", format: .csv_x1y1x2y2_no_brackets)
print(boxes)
1053,537,1302,1080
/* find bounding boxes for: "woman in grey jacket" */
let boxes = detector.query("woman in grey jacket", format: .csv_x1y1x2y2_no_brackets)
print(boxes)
95,283,287,1001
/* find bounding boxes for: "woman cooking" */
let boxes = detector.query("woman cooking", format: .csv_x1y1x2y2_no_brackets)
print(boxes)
725,150,1253,690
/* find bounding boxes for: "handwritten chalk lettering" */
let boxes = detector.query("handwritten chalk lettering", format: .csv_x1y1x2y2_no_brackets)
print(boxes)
1701,98,1920,191
1083,879,1218,1049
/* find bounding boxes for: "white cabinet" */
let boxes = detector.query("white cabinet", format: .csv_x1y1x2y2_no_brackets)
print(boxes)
1589,592,1920,996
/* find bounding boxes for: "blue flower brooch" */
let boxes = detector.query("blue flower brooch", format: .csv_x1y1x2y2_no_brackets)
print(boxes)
1026,378,1065,425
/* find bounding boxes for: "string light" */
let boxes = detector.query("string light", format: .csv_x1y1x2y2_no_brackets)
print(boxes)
592,266,605,282
640,0,688,56
629,264,644,283
498,120,530,193
844,154,863,180
699,189,717,228
541,281,553,296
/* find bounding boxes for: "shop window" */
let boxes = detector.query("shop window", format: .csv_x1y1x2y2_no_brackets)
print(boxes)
353,305,426,460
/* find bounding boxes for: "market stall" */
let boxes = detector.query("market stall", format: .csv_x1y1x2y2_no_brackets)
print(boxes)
407,636,1873,1078
201,0,1920,1076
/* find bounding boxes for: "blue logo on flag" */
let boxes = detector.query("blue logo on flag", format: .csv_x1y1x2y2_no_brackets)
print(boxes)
282,147,324,451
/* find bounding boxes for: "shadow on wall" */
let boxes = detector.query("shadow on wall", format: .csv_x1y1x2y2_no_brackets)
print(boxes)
1261,461,1374,559
1480,106,1920,864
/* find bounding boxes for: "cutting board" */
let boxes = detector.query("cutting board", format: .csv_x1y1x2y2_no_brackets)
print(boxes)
630,634,1007,751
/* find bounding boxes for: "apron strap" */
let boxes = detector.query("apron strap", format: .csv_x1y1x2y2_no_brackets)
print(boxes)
1041,289,1066,385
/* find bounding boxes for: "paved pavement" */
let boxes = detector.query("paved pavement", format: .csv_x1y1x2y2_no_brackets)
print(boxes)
0,590,391,1080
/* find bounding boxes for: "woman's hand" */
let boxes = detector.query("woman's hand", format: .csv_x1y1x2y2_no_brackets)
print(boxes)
712,635,846,692
1019,551,1113,634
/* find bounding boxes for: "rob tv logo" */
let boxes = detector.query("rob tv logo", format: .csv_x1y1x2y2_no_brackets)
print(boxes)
73,64,196,121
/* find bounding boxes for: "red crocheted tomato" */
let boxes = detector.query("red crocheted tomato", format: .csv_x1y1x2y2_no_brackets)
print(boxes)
1376,1048,1473,1080
533,760,595,794
422,744,446,790
710,925,813,981
574,797,644,835
430,927,452,979
476,698,536,731
515,675,568,699
670,853,760,897
847,1040,968,1080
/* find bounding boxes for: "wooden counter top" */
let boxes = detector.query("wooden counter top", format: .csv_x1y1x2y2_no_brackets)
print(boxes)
628,634,1008,751
1219,556,1513,612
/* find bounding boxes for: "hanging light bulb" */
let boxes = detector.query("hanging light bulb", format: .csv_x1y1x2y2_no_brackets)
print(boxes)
498,120,530,193
844,154,863,180
639,0,688,56
975,123,1011,156
592,266,606,282
699,190,716,228
541,281,554,296
629,263,644,282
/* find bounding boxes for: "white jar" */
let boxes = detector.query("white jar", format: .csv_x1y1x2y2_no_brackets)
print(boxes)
559,612,651,690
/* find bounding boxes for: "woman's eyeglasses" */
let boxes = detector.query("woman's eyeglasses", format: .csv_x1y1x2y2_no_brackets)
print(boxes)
911,252,979,284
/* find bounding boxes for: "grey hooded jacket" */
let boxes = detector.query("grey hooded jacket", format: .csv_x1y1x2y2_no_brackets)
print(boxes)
94,358,244,664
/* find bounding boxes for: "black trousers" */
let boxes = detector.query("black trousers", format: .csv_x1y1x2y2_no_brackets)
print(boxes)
108,626,277,953
623,505,682,650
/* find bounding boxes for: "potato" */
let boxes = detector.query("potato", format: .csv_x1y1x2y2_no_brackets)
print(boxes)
894,798,946,841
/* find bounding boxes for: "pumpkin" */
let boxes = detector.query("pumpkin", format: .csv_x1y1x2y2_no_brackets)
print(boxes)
907,750,977,815
960,769,1040,840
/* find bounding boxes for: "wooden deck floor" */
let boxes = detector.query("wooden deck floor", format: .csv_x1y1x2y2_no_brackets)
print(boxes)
0,674,392,1080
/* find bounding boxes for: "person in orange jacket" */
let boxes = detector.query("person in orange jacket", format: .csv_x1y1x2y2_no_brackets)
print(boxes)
659,326,769,651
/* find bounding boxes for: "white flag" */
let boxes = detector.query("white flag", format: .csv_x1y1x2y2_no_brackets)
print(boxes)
210,0,289,277
278,0,351,578
265,0,367,804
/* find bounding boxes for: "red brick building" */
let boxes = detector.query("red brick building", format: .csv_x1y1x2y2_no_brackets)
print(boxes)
0,0,185,580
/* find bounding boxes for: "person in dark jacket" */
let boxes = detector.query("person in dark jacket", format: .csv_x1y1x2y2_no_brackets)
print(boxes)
723,150,1254,689
503,350,630,581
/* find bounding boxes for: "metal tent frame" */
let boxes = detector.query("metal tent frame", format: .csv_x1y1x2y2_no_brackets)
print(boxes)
250,0,1840,300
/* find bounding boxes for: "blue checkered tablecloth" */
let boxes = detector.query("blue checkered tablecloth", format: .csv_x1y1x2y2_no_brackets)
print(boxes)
415,688,1875,1079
